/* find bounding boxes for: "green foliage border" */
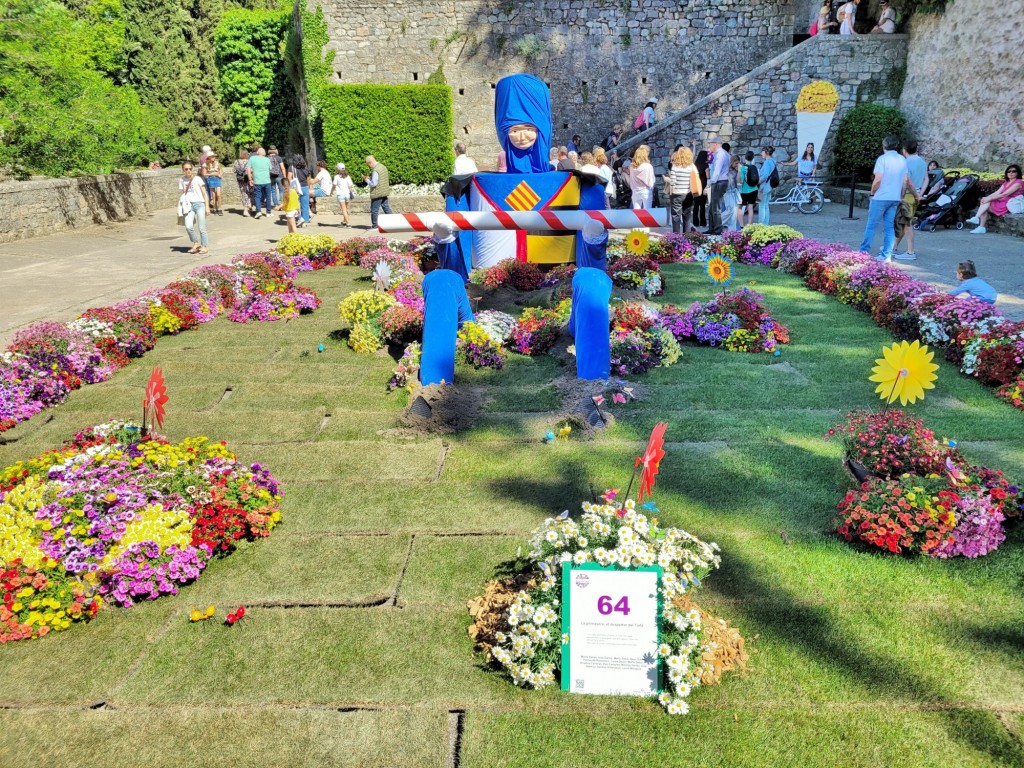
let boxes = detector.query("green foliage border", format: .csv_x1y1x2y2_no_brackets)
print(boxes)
320,84,454,185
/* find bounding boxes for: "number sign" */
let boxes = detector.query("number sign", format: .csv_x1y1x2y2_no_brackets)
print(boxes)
561,563,661,696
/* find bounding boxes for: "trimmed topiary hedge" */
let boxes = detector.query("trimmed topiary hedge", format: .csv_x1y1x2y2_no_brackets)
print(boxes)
320,84,454,185
833,102,907,182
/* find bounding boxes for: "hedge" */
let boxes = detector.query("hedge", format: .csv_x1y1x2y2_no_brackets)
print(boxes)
320,84,454,185
832,102,907,182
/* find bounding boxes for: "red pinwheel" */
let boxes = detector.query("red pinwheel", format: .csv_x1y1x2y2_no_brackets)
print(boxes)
143,368,168,431
634,422,667,502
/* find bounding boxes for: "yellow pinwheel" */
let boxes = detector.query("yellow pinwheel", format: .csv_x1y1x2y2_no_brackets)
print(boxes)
869,340,939,406
625,230,650,255
705,256,733,286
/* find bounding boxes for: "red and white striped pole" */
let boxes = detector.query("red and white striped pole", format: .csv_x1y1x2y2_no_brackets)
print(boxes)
377,208,667,234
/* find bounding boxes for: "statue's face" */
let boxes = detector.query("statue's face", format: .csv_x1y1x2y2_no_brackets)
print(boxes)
507,123,539,150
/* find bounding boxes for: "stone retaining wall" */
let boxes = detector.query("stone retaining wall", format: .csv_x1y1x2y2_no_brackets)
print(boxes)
614,34,908,175
313,0,798,163
900,0,1022,171
0,169,241,245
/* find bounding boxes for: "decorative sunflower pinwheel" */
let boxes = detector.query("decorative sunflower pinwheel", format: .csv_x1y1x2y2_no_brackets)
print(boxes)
869,340,939,406
625,229,650,255
705,255,733,286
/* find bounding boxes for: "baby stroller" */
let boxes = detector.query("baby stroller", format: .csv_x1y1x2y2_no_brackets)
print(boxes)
918,170,960,209
915,174,979,231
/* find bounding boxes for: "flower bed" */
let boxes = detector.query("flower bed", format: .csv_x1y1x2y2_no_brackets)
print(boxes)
0,240,344,434
662,289,789,353
1,421,282,643
474,493,748,715
828,409,1021,558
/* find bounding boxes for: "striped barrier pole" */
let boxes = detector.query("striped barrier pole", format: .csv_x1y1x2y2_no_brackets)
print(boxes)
377,208,668,234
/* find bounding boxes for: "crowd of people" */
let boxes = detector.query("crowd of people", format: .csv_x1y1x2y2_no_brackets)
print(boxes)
177,145,389,249
812,0,899,36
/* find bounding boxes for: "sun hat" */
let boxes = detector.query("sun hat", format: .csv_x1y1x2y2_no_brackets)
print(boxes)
650,98,659,105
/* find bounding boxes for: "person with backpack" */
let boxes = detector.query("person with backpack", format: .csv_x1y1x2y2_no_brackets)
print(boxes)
268,146,284,208
738,151,759,227
603,126,622,152
634,99,658,133
758,146,779,224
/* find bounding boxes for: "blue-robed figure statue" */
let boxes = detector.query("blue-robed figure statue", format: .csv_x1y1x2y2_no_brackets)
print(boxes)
443,74,605,270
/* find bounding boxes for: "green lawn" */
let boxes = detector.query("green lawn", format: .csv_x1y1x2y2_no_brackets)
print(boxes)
1,263,1022,767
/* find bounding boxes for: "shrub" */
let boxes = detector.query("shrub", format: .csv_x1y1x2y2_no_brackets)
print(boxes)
320,84,454,184
832,103,908,182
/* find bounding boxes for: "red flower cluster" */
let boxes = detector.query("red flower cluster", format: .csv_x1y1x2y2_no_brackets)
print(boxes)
612,303,655,332
835,476,958,554
827,410,959,479
190,501,251,555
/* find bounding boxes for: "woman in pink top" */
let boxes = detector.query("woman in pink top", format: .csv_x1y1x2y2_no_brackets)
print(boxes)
968,164,1023,233
628,144,655,209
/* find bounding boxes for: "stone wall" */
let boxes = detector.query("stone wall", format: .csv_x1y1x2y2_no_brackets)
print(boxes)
900,1,1023,170
612,34,908,175
312,0,799,163
0,170,240,245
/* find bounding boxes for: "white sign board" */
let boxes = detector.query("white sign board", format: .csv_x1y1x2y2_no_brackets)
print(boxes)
561,563,661,696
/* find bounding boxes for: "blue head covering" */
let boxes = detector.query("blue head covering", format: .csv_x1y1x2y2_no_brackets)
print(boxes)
495,74,552,174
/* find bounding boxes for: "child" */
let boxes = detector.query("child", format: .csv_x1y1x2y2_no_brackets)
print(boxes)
203,152,223,215
283,167,301,234
948,260,997,305
333,162,355,227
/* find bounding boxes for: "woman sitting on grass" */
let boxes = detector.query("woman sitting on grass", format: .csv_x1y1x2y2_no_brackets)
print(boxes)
967,164,1023,234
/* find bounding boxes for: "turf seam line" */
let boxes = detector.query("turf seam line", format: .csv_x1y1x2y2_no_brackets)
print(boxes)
105,609,180,699
307,412,332,443
390,534,417,608
272,530,528,539
995,711,1024,752
433,443,451,483
243,598,393,609
447,709,466,768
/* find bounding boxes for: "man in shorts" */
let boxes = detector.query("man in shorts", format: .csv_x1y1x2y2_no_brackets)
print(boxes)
893,139,926,260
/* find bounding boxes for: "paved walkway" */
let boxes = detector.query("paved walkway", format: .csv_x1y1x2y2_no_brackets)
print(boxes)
1,201,1022,347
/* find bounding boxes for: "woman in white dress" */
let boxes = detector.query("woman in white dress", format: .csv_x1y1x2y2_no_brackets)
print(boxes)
839,0,859,35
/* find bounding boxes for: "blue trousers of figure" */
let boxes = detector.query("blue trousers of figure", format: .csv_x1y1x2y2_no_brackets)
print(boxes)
420,269,475,386
299,186,311,223
859,199,900,260
568,267,612,381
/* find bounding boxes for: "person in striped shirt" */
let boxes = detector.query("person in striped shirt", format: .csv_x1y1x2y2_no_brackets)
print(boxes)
668,145,702,234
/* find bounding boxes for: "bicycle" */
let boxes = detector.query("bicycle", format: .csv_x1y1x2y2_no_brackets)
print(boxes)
769,177,825,214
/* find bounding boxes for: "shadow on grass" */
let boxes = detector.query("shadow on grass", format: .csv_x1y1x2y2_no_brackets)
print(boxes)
485,455,593,520
716,551,1024,766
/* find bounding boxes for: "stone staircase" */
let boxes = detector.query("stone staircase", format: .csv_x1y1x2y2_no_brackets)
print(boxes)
611,34,909,174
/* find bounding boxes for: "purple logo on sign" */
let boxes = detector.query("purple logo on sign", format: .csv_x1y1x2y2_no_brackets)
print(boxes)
575,573,590,589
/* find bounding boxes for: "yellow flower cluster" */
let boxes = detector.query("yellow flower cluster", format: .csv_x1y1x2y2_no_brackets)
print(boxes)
131,437,234,471
0,477,52,569
796,80,839,113
457,321,493,347
0,448,78,488
338,290,395,326
99,504,193,568
348,322,383,353
276,233,335,258
149,304,182,335
742,223,804,246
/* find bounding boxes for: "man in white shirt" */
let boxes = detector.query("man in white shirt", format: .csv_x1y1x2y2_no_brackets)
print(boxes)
858,135,911,262
705,136,731,234
453,142,478,175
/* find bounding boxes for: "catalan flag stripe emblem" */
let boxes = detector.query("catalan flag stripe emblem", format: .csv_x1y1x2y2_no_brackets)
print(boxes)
504,181,541,211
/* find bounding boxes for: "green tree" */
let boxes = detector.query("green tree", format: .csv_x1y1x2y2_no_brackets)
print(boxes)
0,0,164,176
